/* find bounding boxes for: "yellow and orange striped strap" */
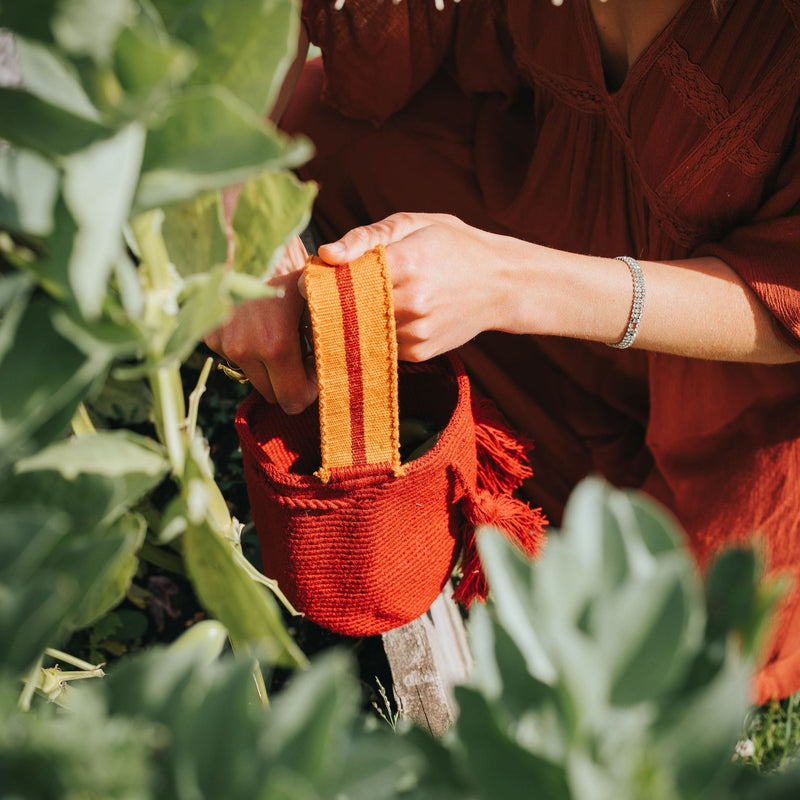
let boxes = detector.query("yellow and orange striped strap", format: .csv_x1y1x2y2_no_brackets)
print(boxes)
304,245,403,482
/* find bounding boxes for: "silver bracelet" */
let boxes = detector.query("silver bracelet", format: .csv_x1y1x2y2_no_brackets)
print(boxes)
606,255,645,349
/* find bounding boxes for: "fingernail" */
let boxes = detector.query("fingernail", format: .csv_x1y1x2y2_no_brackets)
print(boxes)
324,242,344,257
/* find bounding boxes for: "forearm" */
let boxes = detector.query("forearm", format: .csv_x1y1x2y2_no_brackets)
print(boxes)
502,241,800,364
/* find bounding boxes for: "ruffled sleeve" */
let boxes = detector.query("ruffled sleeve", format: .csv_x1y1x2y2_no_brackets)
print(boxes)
301,0,458,125
695,119,800,349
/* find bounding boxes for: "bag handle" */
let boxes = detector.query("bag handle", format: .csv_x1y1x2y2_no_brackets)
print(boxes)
304,245,403,482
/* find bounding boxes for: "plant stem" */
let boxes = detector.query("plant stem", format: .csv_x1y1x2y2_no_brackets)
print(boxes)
18,655,43,711
44,648,104,674
186,356,213,440
139,540,186,574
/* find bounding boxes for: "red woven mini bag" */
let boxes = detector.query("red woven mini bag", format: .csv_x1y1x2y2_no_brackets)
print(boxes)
235,246,546,636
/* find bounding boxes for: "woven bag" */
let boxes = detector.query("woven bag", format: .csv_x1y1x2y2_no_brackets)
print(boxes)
235,245,546,636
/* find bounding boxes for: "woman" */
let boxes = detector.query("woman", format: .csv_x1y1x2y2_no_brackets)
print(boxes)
207,0,800,704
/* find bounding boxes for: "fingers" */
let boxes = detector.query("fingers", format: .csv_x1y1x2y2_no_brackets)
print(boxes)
318,212,433,264
204,269,318,414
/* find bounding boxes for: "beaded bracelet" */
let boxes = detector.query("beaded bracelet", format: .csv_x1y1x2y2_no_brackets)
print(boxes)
607,256,645,349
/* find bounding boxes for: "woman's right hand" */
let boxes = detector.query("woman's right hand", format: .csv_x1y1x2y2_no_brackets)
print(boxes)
204,234,318,414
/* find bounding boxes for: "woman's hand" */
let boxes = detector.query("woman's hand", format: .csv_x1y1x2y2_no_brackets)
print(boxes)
318,213,522,361
205,235,318,414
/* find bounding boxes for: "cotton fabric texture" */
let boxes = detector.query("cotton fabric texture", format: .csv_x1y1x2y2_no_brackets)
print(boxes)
284,0,800,703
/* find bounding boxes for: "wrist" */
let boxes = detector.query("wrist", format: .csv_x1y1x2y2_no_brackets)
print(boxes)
498,242,636,343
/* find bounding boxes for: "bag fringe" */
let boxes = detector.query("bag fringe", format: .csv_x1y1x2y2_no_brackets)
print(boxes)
472,395,534,494
453,490,547,607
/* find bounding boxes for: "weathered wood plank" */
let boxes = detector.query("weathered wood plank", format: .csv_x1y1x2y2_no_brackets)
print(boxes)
381,587,471,736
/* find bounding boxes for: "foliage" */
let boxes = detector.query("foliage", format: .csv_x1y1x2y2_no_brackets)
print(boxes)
0,0,314,692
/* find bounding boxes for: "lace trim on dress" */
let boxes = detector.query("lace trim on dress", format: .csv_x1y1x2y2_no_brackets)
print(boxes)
659,38,800,207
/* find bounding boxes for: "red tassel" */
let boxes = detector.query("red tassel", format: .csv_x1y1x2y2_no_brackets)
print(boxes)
472,396,534,495
453,489,547,607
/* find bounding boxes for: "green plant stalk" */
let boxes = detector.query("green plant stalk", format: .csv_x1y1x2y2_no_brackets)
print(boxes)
45,648,105,674
70,403,97,435
186,356,213,440
139,540,185,575
229,634,270,708
18,655,43,712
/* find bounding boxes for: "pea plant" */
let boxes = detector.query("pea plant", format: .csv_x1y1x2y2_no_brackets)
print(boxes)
0,0,319,695
2,2,800,798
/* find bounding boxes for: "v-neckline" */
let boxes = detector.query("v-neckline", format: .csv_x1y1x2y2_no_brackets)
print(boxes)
579,0,697,99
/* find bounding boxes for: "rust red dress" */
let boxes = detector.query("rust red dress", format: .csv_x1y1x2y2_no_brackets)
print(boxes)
283,0,800,704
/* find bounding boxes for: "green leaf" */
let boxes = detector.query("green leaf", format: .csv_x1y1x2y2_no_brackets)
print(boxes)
182,514,307,668
454,686,571,800
0,293,109,470
476,529,556,684
175,0,298,116
232,170,316,278
598,560,704,706
0,147,60,236
0,0,58,43
263,650,361,784
653,657,750,800
135,87,312,211
704,547,759,643
161,190,228,276
14,35,100,118
113,19,195,97
167,618,229,664
163,266,232,363
62,122,146,318
70,511,147,629
87,373,153,424
0,506,75,672
146,0,195,31
5,430,167,535
16,429,168,481
50,0,135,62
0,87,113,157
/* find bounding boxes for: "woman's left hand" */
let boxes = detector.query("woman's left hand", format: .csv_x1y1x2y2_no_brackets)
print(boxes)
317,212,523,361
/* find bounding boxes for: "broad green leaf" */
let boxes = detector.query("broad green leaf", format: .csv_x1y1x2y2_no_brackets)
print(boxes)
0,680,155,799
135,87,312,211
454,686,571,800
161,190,228,276
87,373,153,424
0,1,58,43
50,0,135,62
182,514,306,668
163,266,232,363
146,0,196,31
704,547,759,644
167,618,228,664
232,170,316,277
175,0,298,116
654,657,750,800
113,20,195,97
14,35,100,118
596,560,704,706
6,431,168,530
70,511,147,629
0,272,34,362
0,87,113,157
263,650,360,784
62,122,145,318
477,529,556,684
16,428,168,481
0,506,75,672
0,147,60,236
0,293,109,470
